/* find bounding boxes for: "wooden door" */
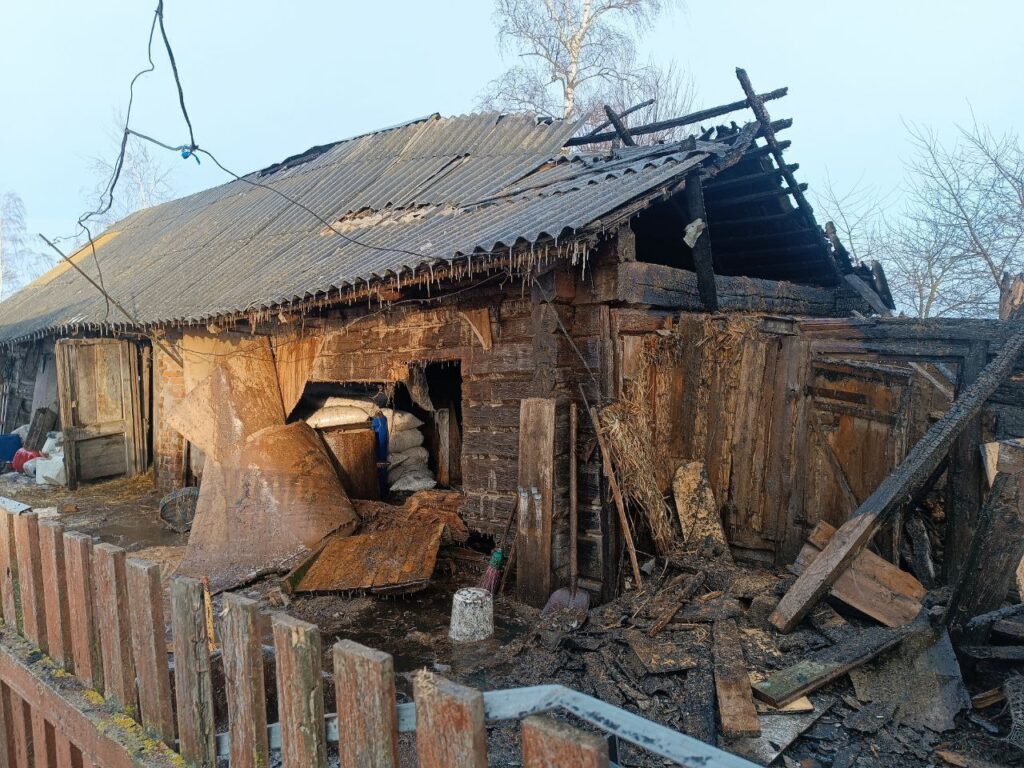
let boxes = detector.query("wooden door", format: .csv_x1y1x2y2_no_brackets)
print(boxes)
55,339,146,489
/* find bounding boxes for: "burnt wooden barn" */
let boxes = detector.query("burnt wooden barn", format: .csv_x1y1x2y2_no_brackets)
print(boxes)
0,75,1020,603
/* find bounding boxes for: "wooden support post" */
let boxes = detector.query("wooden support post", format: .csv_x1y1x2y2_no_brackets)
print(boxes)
771,324,1024,632
333,639,399,768
945,464,1024,645
92,544,137,718
273,614,326,768
413,671,487,768
521,715,609,768
14,513,46,653
517,398,556,606
945,342,987,582
685,172,717,312
713,619,760,738
0,510,19,630
38,521,71,671
221,594,270,768
170,576,216,767
62,533,102,692
125,559,175,746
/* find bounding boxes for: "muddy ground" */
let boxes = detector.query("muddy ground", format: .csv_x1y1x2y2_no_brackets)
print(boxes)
3,473,1023,767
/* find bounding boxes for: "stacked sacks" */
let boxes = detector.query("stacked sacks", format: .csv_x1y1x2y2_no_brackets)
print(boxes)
313,397,436,493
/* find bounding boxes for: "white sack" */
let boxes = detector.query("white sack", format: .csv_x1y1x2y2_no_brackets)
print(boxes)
306,406,371,429
389,428,424,453
389,445,429,469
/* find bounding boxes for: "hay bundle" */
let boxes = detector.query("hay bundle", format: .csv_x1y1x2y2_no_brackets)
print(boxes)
597,399,675,556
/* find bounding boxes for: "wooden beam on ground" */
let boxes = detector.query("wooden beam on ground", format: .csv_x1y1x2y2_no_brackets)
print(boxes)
944,463,1024,645
770,322,1024,633
713,619,760,738
685,172,717,312
221,594,270,768
333,640,399,768
521,715,610,768
752,625,912,708
413,671,487,768
170,577,216,767
273,614,327,768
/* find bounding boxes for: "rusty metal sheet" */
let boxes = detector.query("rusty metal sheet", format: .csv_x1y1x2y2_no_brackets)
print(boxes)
175,421,358,592
288,521,445,595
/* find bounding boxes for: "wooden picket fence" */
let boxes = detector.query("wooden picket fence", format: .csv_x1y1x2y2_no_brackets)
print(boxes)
0,505,752,768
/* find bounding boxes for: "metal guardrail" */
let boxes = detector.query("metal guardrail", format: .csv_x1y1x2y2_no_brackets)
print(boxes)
215,683,758,768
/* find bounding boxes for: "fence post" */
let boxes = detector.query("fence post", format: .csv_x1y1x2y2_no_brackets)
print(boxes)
62,532,103,692
220,593,269,768
333,639,399,768
273,614,327,768
521,715,610,768
39,520,72,670
2,685,33,768
14,512,47,652
413,671,487,768
126,559,175,746
31,710,53,768
0,510,19,630
53,732,74,768
93,543,138,718
171,576,216,766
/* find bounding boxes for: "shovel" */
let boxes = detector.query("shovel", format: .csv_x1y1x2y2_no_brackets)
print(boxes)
542,403,590,620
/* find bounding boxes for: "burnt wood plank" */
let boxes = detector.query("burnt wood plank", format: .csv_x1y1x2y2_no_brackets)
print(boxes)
713,619,760,738
685,172,717,312
771,324,1024,633
517,398,556,606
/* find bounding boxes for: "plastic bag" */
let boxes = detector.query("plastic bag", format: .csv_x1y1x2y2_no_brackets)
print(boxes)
35,454,65,486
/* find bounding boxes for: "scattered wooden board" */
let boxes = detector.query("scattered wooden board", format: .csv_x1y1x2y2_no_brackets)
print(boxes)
790,521,925,628
971,688,1005,710
287,522,445,595
713,619,760,738
727,696,834,765
992,618,1024,641
752,625,912,708
624,630,697,674
959,645,1024,661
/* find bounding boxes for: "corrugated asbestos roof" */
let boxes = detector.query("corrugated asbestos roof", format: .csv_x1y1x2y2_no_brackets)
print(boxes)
0,112,758,344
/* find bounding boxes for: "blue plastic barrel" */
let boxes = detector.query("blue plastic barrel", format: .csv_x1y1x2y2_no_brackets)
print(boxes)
0,434,22,464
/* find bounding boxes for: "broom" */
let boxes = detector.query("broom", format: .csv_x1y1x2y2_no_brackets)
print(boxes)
478,486,527,594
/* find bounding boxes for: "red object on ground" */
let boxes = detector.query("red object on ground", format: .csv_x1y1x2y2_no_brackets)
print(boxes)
12,448,41,473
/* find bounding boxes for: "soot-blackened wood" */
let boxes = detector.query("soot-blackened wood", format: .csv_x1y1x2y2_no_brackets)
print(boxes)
38,521,71,670
92,543,137,717
945,470,1024,646
685,172,717,312
602,105,636,146
0,510,19,630
681,655,716,745
771,323,1024,633
521,715,609,768
517,398,556,607
125,559,175,746
333,640,399,768
221,594,269,768
945,342,987,583
273,614,327,768
713,619,760,738
13,512,46,652
63,532,103,692
413,671,487,768
171,577,216,767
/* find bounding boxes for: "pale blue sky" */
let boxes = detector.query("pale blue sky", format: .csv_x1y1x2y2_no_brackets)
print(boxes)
1,0,1021,242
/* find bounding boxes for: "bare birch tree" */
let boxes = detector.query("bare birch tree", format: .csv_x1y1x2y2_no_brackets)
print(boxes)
0,192,52,300
480,0,693,137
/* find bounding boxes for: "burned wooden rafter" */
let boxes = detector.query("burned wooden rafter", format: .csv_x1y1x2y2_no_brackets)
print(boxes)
708,184,808,208
746,140,792,159
584,98,654,138
711,211,803,228
711,227,818,249
603,105,637,147
684,171,717,311
566,87,789,146
703,164,800,194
